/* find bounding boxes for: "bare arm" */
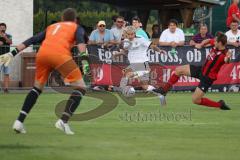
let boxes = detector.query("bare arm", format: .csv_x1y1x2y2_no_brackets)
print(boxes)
2,34,12,45
227,41,239,47
159,41,172,46
189,40,196,46
88,40,99,45
150,44,167,54
224,51,232,63
112,49,128,57
176,41,184,46
232,14,240,23
201,39,211,46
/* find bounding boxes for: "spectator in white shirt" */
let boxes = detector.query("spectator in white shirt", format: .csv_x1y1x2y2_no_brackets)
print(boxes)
225,20,240,47
159,19,185,47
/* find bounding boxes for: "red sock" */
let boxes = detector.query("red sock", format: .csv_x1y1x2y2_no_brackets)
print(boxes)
199,98,221,108
168,73,180,85
163,73,180,91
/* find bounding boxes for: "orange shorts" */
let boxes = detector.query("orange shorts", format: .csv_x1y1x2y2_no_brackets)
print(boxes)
35,48,82,85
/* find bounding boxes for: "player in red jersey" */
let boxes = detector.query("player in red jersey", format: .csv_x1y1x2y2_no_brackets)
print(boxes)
226,0,240,28
0,8,87,134
153,32,232,110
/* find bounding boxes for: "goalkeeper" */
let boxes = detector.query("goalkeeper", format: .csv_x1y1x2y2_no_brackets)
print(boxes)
0,8,88,135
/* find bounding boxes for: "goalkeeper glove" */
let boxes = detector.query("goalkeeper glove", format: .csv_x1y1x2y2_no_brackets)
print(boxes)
0,48,19,66
79,52,90,75
82,60,90,75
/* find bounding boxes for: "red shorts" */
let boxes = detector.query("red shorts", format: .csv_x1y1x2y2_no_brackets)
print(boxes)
35,47,82,84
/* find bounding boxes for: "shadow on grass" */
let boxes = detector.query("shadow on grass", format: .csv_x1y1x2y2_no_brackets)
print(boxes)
0,144,41,150
0,144,84,150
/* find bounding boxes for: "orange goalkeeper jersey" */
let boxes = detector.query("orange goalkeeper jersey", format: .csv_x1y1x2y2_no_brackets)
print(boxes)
41,22,78,55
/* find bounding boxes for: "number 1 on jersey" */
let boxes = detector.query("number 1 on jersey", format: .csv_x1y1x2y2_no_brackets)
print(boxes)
52,24,61,35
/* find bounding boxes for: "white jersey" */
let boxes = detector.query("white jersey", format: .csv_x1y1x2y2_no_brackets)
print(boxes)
123,37,151,63
225,30,240,43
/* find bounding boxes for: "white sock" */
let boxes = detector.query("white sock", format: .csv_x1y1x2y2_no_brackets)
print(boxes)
120,77,129,88
146,85,155,92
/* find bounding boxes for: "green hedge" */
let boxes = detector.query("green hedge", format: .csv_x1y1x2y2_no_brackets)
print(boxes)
34,10,119,34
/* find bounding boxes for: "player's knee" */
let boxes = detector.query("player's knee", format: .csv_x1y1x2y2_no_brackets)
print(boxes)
175,67,184,76
141,83,149,90
192,96,201,104
73,87,86,96
70,80,87,92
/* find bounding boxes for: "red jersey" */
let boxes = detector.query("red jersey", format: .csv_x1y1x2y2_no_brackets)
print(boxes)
226,3,240,27
202,48,228,80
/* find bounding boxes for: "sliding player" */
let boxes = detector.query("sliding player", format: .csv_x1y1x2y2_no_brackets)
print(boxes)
0,8,86,134
113,26,166,104
153,32,232,110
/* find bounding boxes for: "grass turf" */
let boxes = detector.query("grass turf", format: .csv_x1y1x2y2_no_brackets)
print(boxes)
0,92,239,160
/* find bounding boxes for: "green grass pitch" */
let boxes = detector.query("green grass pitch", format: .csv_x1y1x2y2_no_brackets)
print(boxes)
0,92,239,160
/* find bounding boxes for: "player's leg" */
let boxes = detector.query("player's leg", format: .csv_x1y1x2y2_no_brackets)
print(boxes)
54,58,86,135
153,64,191,95
119,68,134,90
192,80,230,110
13,55,50,133
3,66,10,93
13,80,45,133
55,79,86,135
138,62,155,92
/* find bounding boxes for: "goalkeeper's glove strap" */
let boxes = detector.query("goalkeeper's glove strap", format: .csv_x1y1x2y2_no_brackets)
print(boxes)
80,51,88,57
11,48,19,56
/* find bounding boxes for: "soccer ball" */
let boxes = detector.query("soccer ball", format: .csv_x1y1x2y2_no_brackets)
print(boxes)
122,86,135,97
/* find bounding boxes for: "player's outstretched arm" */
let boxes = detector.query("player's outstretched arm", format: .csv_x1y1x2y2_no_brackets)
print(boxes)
150,44,167,54
112,49,128,58
0,31,46,66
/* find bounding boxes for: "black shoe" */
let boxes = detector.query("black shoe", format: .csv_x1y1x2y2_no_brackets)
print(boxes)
219,100,231,110
152,87,167,96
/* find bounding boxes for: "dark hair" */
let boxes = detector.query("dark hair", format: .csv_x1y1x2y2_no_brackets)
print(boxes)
231,20,239,24
0,23,7,28
152,24,160,30
62,8,77,21
112,15,118,22
199,23,208,30
168,19,178,26
216,32,227,46
132,16,141,22
116,16,124,20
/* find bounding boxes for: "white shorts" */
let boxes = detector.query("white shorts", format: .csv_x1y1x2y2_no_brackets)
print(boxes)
126,62,150,81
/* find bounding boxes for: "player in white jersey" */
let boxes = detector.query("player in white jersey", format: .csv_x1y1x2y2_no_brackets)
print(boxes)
113,26,166,104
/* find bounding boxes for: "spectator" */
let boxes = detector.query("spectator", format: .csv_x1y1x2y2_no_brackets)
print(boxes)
159,19,185,47
132,16,149,40
193,5,208,28
88,20,114,46
110,16,125,44
76,17,89,43
226,0,240,28
0,23,12,93
151,24,161,39
111,15,118,29
190,24,214,49
225,20,240,47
